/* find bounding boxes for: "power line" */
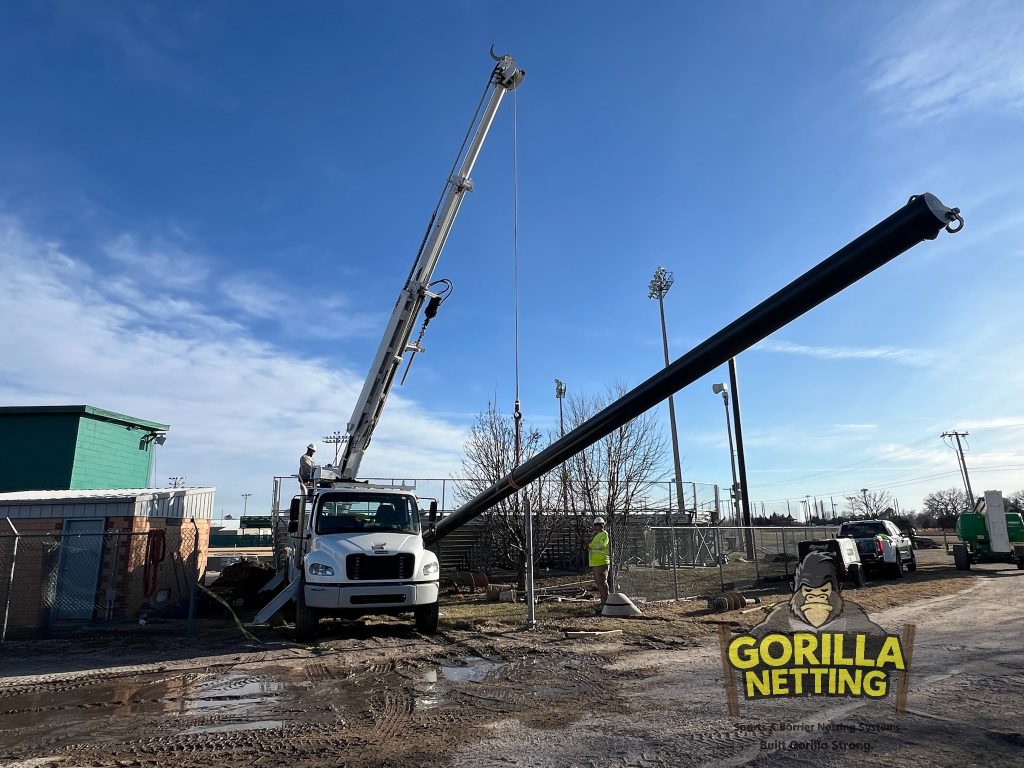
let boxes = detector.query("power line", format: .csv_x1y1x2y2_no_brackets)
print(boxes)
750,433,940,487
754,464,1024,505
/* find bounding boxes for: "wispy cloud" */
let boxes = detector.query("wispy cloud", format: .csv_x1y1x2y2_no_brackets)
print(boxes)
952,417,1024,431
865,0,1024,121
105,233,209,289
754,339,941,368
0,216,468,513
219,273,384,339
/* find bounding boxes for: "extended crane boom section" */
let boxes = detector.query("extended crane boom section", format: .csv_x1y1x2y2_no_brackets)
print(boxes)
334,54,524,482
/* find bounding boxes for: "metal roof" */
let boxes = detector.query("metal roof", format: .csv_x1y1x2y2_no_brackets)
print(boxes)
0,488,213,503
0,405,169,431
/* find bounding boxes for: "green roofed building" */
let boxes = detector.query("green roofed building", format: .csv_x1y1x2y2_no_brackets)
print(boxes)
0,406,170,492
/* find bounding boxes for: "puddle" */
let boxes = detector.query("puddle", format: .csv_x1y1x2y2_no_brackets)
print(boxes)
440,658,500,684
0,667,303,747
181,719,284,735
184,670,295,716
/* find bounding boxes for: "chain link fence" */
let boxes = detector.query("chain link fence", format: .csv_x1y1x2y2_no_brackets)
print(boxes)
1,523,204,641
613,524,840,601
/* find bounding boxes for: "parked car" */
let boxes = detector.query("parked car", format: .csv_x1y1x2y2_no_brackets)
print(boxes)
837,520,916,578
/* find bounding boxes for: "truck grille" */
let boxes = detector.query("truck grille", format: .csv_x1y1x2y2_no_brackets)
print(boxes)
347,554,414,581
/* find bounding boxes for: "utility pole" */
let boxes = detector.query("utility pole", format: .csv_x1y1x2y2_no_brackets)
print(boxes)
711,383,740,526
727,357,754,559
323,430,347,466
941,430,974,507
860,488,870,516
168,475,185,489
241,492,253,517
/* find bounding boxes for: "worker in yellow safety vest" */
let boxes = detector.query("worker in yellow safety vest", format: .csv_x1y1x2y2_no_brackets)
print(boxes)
585,517,610,606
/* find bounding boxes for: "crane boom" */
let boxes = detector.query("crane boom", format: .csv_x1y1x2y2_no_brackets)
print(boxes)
335,51,525,482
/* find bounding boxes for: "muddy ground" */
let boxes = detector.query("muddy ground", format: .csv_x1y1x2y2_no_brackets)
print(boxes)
1,549,1021,767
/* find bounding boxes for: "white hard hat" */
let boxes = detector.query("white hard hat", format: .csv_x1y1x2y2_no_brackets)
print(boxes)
307,443,316,451
593,516,605,525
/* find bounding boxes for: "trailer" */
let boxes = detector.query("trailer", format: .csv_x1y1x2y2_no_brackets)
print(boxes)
951,490,1024,571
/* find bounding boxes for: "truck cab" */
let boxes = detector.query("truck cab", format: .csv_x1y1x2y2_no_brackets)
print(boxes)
287,481,440,639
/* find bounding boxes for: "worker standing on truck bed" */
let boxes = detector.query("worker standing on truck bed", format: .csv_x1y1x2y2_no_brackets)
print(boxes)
299,443,317,485
586,517,611,607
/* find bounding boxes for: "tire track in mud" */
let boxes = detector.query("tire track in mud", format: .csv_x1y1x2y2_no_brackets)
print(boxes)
368,687,415,742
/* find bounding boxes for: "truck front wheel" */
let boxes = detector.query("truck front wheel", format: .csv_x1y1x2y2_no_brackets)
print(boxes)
295,583,320,642
414,602,439,635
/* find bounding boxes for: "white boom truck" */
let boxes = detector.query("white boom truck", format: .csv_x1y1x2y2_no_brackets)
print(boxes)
254,50,525,640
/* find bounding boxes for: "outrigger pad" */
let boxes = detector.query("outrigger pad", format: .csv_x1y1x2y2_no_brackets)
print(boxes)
601,592,643,617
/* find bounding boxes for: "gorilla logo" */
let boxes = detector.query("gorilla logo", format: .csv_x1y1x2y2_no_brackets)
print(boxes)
750,552,885,637
792,552,842,628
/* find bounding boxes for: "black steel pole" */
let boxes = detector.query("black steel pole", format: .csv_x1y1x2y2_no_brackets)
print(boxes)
728,358,751,528
427,193,961,545
728,357,755,560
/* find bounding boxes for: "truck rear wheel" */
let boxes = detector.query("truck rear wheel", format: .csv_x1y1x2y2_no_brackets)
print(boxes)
907,551,917,573
888,555,904,579
414,602,439,635
952,544,971,571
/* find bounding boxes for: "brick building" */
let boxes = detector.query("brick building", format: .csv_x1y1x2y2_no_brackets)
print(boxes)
0,488,214,638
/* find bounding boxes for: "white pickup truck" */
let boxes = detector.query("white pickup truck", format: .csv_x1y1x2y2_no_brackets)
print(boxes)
837,519,916,578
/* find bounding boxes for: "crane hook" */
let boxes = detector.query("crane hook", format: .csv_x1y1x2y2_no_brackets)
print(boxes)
489,45,504,61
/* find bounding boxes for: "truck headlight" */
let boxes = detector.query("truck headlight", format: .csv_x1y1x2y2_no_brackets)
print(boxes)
308,563,335,577
422,561,439,577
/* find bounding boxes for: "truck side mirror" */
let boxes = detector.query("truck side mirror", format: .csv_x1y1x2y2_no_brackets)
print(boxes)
429,500,438,523
289,497,301,534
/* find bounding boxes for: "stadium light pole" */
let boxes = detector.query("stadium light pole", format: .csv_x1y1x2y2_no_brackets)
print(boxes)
649,267,683,600
648,266,687,525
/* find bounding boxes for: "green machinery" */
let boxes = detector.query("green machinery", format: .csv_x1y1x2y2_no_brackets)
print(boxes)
951,490,1024,570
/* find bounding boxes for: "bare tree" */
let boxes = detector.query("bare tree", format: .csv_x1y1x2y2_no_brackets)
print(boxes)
453,402,566,582
844,489,893,518
922,488,969,521
563,384,668,577
1005,490,1024,515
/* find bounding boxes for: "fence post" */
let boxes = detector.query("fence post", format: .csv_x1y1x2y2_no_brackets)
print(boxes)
2,519,19,642
782,529,791,579
751,526,761,583
667,483,680,600
716,526,725,591
187,518,199,638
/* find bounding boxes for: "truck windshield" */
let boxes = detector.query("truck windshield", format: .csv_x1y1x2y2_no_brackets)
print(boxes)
839,522,887,538
316,494,420,535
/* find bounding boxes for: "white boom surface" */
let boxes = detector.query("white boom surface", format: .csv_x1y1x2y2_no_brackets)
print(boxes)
336,51,524,481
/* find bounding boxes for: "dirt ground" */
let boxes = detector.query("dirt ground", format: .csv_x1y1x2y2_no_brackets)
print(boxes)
1,548,1021,767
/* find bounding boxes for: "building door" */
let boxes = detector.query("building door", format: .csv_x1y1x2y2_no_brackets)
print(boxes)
53,519,105,622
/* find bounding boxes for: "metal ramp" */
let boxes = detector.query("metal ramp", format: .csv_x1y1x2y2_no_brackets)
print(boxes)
250,581,297,626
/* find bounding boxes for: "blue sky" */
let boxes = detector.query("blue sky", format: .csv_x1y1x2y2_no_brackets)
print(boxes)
2,1,1023,519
